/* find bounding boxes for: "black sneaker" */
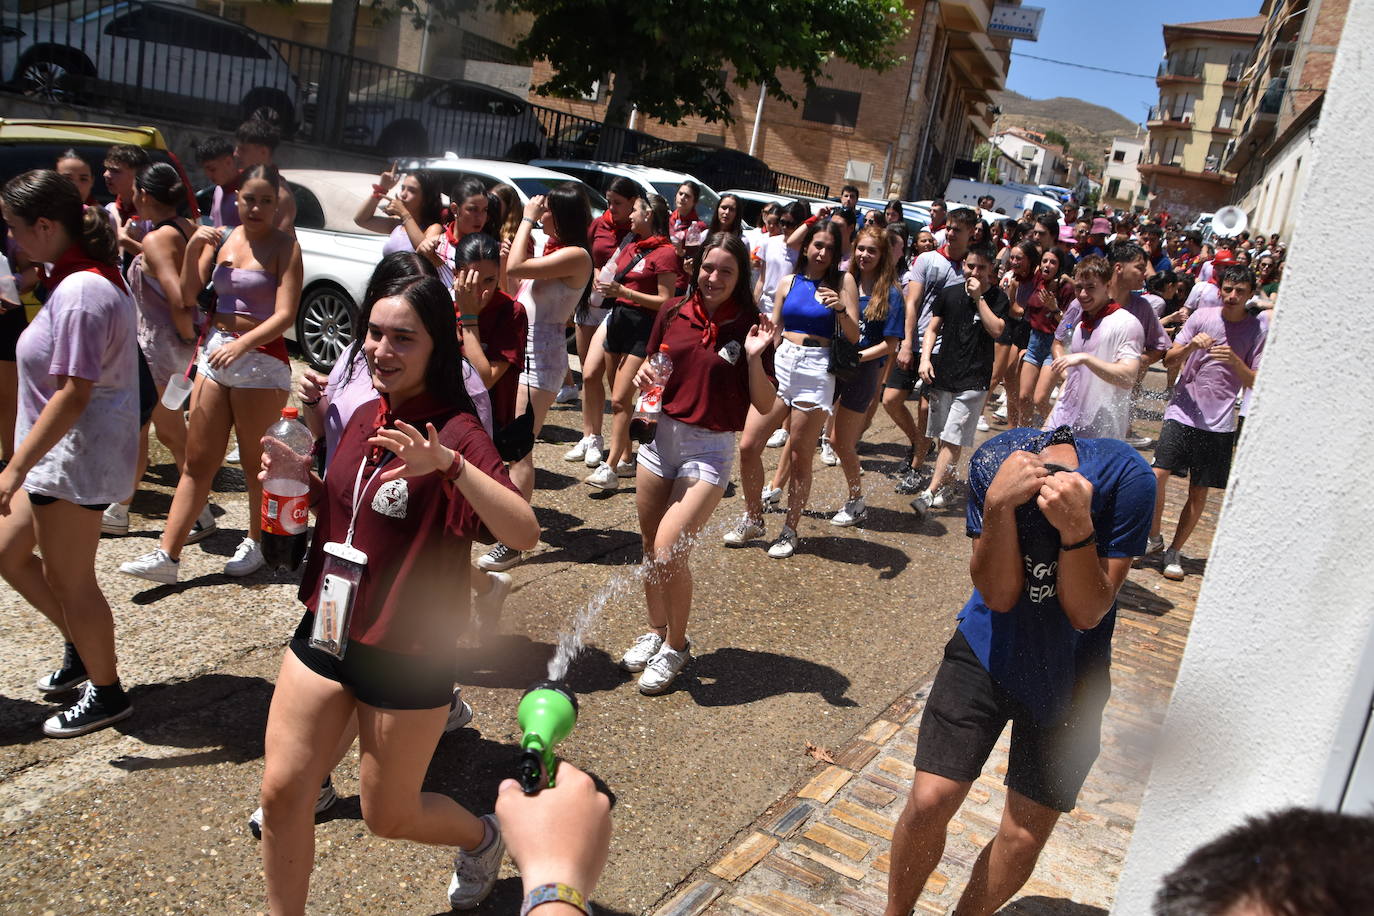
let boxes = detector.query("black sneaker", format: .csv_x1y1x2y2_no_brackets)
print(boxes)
894,466,927,495
42,683,132,738
35,642,87,696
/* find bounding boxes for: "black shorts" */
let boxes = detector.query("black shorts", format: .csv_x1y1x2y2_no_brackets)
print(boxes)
1152,418,1234,489
913,631,1110,813
885,363,927,398
27,492,104,511
0,307,28,362
136,347,156,427
836,357,884,413
289,611,455,710
603,304,655,358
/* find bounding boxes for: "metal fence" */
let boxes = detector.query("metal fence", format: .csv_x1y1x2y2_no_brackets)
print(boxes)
0,0,825,195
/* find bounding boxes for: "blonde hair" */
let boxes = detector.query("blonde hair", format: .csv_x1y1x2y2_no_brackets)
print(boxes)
490,183,521,242
848,225,898,321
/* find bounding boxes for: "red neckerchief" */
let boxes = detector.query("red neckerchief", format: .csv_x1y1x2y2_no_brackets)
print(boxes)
632,235,671,253
1079,300,1121,337
683,290,739,349
44,242,128,294
366,391,456,465
596,209,629,234
934,243,961,267
444,220,466,247
541,233,564,256
113,196,137,224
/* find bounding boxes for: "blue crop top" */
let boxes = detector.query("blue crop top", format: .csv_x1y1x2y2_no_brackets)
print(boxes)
780,275,835,338
214,264,278,322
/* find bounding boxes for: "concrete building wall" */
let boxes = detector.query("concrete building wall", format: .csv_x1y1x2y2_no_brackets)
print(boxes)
1112,2,1374,909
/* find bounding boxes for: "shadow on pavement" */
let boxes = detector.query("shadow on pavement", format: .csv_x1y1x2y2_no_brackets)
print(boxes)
534,466,580,492
679,647,858,708
857,505,950,537
110,673,274,766
1117,579,1175,617
0,691,61,746
1000,897,1107,915
793,534,914,579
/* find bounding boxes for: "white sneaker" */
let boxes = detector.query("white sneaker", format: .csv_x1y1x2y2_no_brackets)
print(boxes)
639,642,691,695
585,462,618,490
226,445,241,464
761,485,783,506
931,486,957,509
118,548,179,585
614,459,636,478
555,384,580,404
620,631,665,672
224,537,265,577
563,435,593,462
723,517,765,546
184,505,218,545
1162,549,1185,581
1125,435,1154,450
448,814,504,909
445,686,474,732
1133,534,1165,568
993,402,1008,421
910,490,934,517
474,571,513,632
767,525,798,559
1050,385,1061,401
248,778,337,839
976,416,990,432
766,427,789,448
101,503,129,536
476,542,523,572
830,498,866,527
584,435,605,468
820,439,839,466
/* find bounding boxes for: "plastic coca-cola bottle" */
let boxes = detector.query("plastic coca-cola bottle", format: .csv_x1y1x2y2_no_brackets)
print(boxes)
586,257,618,309
629,344,674,445
261,407,313,571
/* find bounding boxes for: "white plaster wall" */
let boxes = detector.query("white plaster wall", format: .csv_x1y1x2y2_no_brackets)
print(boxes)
1113,1,1374,911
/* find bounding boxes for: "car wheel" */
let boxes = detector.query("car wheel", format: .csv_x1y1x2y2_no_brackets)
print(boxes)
242,89,297,139
15,49,93,104
297,284,356,372
379,122,429,158
505,141,542,163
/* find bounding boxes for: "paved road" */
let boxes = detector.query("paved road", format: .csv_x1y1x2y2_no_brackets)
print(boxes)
0,368,1175,915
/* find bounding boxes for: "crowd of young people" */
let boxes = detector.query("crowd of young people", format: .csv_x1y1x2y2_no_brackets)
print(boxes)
0,114,1276,914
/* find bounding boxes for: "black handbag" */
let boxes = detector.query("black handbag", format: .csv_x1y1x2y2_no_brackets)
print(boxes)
493,348,536,462
828,311,861,382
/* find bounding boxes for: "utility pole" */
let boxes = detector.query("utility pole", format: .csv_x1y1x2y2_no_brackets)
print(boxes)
984,104,1002,183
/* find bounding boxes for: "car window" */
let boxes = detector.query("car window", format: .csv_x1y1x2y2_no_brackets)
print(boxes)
469,87,525,117
555,167,610,194
287,182,326,231
650,181,717,223
512,178,608,212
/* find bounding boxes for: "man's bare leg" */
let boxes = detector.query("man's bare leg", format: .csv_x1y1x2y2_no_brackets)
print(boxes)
884,771,971,916
952,789,1060,916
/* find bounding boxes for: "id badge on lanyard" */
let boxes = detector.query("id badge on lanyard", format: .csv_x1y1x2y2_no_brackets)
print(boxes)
309,455,386,659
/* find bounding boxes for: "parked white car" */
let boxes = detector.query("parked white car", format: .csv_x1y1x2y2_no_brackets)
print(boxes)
530,160,719,223
1,1,300,132
280,169,388,370
343,75,546,160
399,154,608,217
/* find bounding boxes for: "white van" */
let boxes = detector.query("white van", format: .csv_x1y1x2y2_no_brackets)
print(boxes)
943,178,1064,220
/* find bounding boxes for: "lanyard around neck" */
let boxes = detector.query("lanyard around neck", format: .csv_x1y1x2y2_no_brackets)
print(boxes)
345,454,391,548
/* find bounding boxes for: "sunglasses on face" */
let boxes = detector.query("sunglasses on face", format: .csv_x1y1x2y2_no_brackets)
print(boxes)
779,220,797,229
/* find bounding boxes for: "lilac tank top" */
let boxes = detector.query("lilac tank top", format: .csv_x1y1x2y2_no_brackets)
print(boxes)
213,264,277,322
382,224,414,255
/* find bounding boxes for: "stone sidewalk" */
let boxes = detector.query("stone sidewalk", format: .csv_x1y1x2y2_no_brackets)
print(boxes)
650,479,1216,916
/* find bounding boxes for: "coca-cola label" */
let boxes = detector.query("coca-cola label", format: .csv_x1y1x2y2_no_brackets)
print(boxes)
262,484,309,536
639,387,663,413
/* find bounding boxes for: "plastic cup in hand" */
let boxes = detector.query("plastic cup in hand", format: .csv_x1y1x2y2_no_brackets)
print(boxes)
162,372,194,410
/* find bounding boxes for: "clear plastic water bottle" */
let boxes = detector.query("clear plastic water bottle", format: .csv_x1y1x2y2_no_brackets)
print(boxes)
630,344,673,444
261,407,314,571
586,257,618,309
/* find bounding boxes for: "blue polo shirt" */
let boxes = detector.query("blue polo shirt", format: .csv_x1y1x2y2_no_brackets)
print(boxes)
957,427,1154,724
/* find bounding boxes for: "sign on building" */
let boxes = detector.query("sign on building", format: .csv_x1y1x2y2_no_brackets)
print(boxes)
988,4,1044,41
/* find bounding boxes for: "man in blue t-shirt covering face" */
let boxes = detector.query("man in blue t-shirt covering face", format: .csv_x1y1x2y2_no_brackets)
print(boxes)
883,426,1154,916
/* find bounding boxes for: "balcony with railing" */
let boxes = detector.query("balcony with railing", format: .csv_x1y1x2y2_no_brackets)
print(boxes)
1147,106,1193,129
1224,61,1246,84
1157,58,1204,84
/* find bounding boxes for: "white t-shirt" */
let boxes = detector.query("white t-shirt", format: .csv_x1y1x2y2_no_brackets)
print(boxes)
1043,308,1143,440
760,236,798,306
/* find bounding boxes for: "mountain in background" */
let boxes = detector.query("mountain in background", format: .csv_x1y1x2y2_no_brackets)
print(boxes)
991,90,1142,176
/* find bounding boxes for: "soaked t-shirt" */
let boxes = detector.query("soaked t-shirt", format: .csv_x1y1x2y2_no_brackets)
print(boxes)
1043,307,1143,439
1165,306,1266,433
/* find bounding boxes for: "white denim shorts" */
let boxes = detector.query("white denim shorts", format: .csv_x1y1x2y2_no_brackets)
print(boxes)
518,323,570,392
774,338,835,414
197,328,292,390
637,413,735,488
926,387,989,449
575,304,611,328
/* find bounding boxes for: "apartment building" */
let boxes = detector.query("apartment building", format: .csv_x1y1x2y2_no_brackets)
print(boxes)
1140,15,1263,222
991,127,1068,186
1102,135,1146,212
1223,0,1348,240
525,0,1017,199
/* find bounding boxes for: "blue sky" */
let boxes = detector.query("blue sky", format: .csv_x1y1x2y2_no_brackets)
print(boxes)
1004,0,1263,125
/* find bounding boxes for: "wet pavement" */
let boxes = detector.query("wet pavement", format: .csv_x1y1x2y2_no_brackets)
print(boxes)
0,365,1204,915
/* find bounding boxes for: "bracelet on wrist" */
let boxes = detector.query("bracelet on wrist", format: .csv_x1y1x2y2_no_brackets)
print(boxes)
522,216,539,226
1061,530,1097,552
521,883,591,916
301,396,322,407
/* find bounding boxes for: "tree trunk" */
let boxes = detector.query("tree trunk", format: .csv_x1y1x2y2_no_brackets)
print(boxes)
594,69,638,162
314,0,361,148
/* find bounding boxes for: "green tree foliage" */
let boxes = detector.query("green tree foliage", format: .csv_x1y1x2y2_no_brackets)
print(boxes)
1042,128,1069,150
392,0,911,127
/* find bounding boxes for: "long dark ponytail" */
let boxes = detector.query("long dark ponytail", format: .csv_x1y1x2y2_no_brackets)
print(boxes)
2,169,117,265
